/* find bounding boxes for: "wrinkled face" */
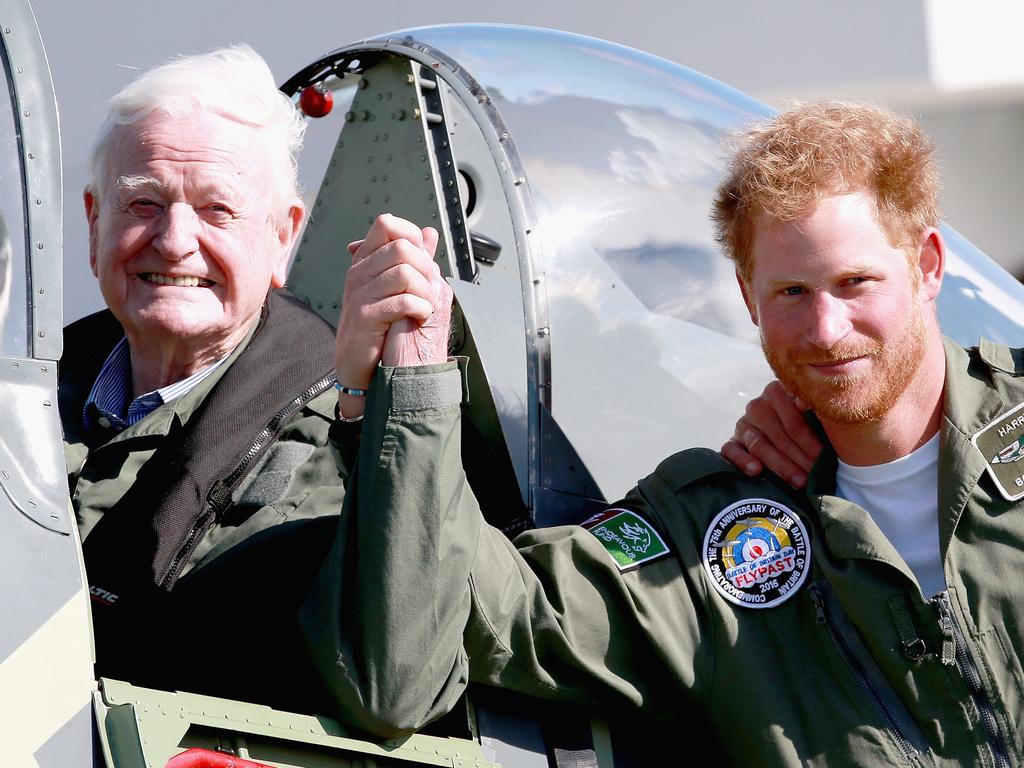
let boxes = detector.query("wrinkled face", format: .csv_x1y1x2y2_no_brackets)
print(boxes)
86,111,299,351
742,193,927,424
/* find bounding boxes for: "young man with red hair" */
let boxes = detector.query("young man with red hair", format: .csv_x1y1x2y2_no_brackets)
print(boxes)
314,102,1023,766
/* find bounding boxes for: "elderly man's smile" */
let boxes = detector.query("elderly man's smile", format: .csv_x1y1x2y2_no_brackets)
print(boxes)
139,272,215,288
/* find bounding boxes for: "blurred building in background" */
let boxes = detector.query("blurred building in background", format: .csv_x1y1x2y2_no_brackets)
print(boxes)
739,1,1024,282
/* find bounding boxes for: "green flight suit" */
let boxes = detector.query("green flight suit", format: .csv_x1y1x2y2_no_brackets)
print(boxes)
62,316,350,713
306,339,1024,766
63,321,343,569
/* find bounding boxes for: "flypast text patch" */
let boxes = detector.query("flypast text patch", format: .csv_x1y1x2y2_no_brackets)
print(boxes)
702,498,810,609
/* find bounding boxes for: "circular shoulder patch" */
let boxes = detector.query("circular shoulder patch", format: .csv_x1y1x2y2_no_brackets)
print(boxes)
701,498,810,609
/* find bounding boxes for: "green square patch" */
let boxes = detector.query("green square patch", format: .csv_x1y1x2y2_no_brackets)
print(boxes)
581,508,670,571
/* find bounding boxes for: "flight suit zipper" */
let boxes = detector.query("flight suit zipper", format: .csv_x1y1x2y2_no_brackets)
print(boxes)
932,592,1012,768
160,373,337,589
809,582,927,762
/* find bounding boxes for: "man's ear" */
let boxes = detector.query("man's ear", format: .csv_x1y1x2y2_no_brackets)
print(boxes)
270,201,306,288
737,269,759,326
84,188,99,276
915,227,945,302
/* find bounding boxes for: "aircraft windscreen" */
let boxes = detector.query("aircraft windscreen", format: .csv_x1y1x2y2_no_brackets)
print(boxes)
378,25,1024,502
411,26,769,331
939,224,1024,347
403,26,779,499
0,46,28,357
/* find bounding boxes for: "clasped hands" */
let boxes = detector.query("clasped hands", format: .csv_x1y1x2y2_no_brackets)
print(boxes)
334,214,453,420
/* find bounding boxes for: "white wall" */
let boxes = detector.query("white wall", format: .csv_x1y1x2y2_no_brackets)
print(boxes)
32,0,1022,321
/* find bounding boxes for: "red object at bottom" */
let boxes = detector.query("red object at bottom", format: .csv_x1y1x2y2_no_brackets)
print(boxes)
165,747,274,768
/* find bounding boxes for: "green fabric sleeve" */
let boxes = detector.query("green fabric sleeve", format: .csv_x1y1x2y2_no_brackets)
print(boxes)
301,360,475,737
301,360,707,737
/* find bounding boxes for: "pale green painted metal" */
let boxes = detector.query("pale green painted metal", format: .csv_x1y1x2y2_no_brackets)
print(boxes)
96,679,501,768
286,45,534,508
288,36,544,516
288,57,457,325
0,4,92,767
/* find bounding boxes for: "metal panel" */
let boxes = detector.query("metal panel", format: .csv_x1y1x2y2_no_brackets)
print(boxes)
0,15,27,356
0,8,88,768
0,1,61,361
284,38,541,514
33,702,96,768
0,352,91,764
97,679,500,768
430,76,530,506
0,355,70,533
0,585,94,767
288,57,456,324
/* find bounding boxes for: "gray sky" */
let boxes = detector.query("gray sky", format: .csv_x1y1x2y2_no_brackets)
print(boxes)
31,0,937,321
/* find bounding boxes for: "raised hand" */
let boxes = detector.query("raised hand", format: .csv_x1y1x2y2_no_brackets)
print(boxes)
334,214,453,418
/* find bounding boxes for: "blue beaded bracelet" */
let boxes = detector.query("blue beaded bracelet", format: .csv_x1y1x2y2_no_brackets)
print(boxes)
335,382,368,397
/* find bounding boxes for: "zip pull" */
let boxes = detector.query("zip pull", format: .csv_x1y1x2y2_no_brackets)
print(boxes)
206,479,234,520
932,593,957,666
809,583,827,624
888,596,927,662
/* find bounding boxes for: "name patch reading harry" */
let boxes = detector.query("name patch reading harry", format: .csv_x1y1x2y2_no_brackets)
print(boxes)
581,508,670,571
973,401,1024,501
702,498,810,609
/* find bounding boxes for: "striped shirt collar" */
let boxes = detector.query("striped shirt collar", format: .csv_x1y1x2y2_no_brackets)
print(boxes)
83,336,229,432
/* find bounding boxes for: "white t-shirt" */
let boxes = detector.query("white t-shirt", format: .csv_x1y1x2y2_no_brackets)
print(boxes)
835,432,946,597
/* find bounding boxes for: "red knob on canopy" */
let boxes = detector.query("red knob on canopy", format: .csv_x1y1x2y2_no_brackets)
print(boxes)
299,85,334,118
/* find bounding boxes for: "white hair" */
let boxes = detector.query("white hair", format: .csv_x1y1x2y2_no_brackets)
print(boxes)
88,44,306,209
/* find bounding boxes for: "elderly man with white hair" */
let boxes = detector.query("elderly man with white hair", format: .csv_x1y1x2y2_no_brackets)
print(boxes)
58,45,348,713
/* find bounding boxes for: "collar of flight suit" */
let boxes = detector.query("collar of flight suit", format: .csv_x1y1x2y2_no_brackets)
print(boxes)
64,317,260,452
935,337,1019,560
803,337,1000,573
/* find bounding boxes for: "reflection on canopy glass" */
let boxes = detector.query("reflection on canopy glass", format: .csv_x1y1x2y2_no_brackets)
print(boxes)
379,25,1024,501
403,26,777,498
